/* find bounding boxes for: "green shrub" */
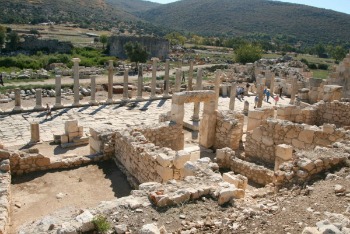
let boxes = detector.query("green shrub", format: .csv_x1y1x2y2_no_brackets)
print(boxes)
317,64,329,70
308,63,317,69
92,215,111,234
300,58,309,65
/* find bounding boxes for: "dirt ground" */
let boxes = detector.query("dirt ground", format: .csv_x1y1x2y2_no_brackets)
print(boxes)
10,161,132,233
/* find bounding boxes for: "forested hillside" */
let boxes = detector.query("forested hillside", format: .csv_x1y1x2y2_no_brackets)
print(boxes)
105,0,160,13
140,0,350,45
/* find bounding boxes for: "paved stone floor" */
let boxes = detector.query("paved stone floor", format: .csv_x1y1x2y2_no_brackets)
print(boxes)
0,94,291,148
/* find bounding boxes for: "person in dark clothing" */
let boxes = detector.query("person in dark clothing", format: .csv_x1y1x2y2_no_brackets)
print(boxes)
0,74,4,86
279,86,283,97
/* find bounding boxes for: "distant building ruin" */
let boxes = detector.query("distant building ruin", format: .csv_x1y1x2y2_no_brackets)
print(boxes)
108,36,169,60
20,35,73,53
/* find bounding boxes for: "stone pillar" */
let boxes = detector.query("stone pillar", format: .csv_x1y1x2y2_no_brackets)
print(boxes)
188,60,194,91
122,69,129,101
13,88,23,111
137,65,143,100
290,77,297,104
229,83,237,110
30,122,40,143
257,78,266,108
243,100,249,115
199,100,217,148
175,68,182,92
151,57,159,98
107,60,114,103
34,89,44,110
270,73,275,95
54,74,63,108
89,75,98,105
163,59,170,97
72,58,81,106
192,68,203,121
214,70,221,110
170,103,185,124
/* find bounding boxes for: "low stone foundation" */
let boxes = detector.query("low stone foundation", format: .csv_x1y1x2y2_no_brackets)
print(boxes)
216,148,275,186
275,145,348,187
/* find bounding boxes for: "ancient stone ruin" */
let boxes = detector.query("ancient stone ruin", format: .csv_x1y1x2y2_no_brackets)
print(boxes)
1,52,350,233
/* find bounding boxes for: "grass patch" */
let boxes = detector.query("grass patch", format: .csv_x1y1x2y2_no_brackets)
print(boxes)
5,78,49,84
311,69,330,79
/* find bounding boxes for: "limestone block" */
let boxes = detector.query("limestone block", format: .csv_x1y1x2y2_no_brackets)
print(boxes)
170,190,191,205
222,172,248,190
173,150,191,169
156,165,173,182
301,227,321,234
297,158,315,172
323,124,336,134
61,135,69,144
140,223,160,234
65,120,78,134
0,150,10,159
89,137,101,153
298,129,315,144
89,127,100,139
156,153,173,167
75,210,94,232
262,136,274,146
251,128,262,141
184,146,201,162
275,144,293,161
183,161,198,177
218,187,236,205
36,157,50,167
170,104,184,124
68,132,79,141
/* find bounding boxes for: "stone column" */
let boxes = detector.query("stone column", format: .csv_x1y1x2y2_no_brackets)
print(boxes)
188,60,194,91
290,77,297,104
13,88,23,111
72,58,81,106
199,100,217,148
122,69,129,101
270,73,276,95
151,57,159,98
257,78,266,108
34,89,44,110
30,122,40,143
229,83,237,110
214,70,221,110
137,65,143,100
192,68,203,121
163,59,170,97
243,100,249,116
107,60,114,103
175,68,182,92
54,74,63,108
89,75,98,105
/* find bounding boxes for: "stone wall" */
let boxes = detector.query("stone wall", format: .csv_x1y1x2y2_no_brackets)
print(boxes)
277,101,350,128
109,36,169,60
21,35,73,54
137,123,184,151
214,110,244,150
0,148,109,175
247,107,274,131
216,148,274,186
245,119,350,165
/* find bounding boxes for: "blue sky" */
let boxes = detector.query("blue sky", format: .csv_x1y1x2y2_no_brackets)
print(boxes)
149,0,350,14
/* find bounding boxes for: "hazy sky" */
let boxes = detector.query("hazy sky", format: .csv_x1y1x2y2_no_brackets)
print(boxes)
149,0,350,14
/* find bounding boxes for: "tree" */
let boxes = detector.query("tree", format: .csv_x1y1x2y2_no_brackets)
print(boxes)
0,25,6,50
235,44,262,64
6,31,20,51
329,45,347,62
99,34,108,50
165,32,186,46
124,42,149,65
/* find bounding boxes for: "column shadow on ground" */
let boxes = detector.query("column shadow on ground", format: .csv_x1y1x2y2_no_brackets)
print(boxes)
157,99,166,107
89,105,107,116
139,100,153,111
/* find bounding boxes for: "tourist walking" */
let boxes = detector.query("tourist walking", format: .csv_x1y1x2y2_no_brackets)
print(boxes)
279,86,283,97
274,95,279,105
254,95,259,108
45,104,52,120
266,89,271,102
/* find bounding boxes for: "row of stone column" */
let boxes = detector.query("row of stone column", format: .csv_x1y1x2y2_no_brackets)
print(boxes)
11,58,197,111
